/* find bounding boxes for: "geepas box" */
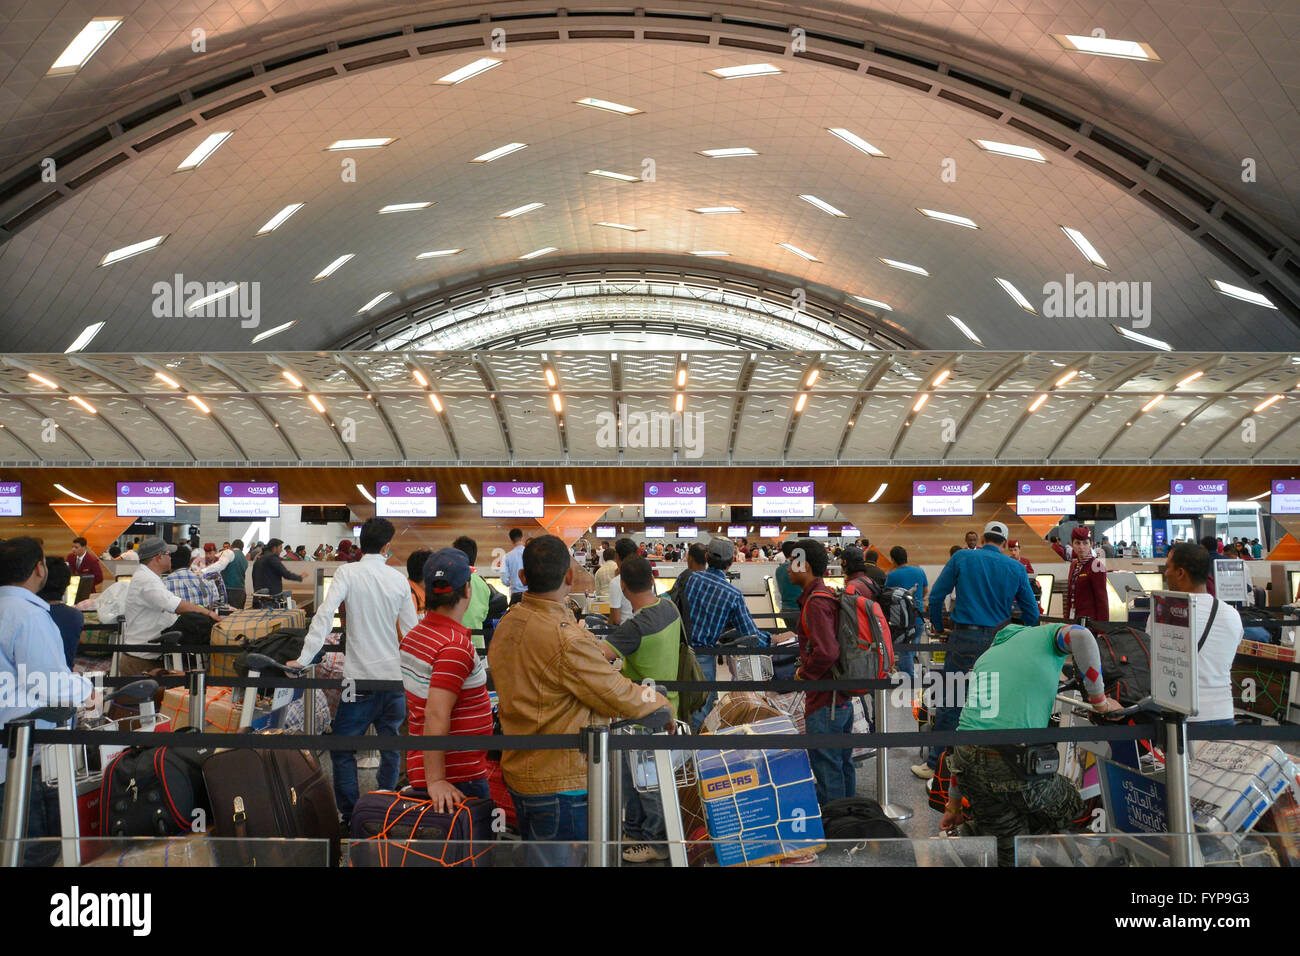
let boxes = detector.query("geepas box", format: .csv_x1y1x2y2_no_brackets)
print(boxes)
696,715,826,866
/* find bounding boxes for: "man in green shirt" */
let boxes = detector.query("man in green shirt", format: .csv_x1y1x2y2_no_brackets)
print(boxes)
774,540,803,629
453,536,494,650
600,556,682,863
220,539,249,607
941,622,1120,866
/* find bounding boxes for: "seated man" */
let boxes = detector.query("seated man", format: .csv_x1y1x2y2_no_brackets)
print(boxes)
599,556,683,863
489,535,670,866
941,622,1120,866
399,549,493,812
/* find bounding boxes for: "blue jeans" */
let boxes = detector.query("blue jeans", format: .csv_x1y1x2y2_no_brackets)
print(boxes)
806,696,856,805
690,652,719,731
0,776,61,866
620,754,666,844
410,777,490,801
506,787,588,866
331,688,406,822
894,619,922,680
928,624,1000,770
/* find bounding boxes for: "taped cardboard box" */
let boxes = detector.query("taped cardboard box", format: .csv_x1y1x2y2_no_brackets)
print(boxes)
700,691,783,733
696,715,826,867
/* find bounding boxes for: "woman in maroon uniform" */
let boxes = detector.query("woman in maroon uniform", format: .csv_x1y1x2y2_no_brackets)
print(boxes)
1064,526,1109,623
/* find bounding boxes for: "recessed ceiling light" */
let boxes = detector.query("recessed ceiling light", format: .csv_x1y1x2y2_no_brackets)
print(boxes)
256,203,304,235
931,369,951,387
574,97,642,115
805,368,820,387
551,393,564,413
852,295,892,312
28,372,60,389
868,483,887,503
429,393,444,413
356,483,376,503
379,202,434,214
519,247,557,260
948,315,984,346
995,277,1036,313
1175,370,1203,389
252,320,296,344
794,393,808,413
1247,489,1271,501
565,483,577,504
588,169,640,182
470,142,527,163
709,63,783,79
1028,393,1048,412
312,254,354,281
778,242,820,262
460,483,477,503
412,368,429,388
918,208,978,229
358,291,393,313
187,395,210,414
879,257,928,276
1053,34,1160,61
176,131,233,171
65,322,105,353
912,394,929,412
689,250,730,257
497,202,545,219
1054,369,1078,388
594,221,644,233
1141,394,1166,413
675,393,685,413
326,138,394,151
1254,395,1284,412
1210,279,1276,309
416,249,464,259
697,147,758,158
972,139,1046,163
799,195,848,218
826,128,885,157
436,57,503,85
307,394,326,414
99,235,167,267
972,482,990,500
691,206,743,215
1112,324,1171,351
155,371,180,389
1061,226,1108,269
53,482,92,503
185,284,242,313
282,370,303,389
48,17,123,75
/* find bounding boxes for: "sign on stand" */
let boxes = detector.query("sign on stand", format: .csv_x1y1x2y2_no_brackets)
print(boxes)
1215,559,1248,604
1149,591,1200,717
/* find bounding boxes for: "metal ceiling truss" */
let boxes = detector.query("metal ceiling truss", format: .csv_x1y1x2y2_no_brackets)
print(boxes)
2,5,1296,329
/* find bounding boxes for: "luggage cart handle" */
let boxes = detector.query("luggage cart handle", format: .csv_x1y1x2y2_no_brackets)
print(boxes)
610,704,672,733
105,678,159,703
243,654,303,676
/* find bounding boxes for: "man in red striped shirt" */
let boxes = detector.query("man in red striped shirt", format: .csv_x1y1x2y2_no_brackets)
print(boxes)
399,548,494,812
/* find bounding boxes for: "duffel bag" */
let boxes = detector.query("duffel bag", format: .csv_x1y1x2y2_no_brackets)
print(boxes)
233,626,308,676
100,736,212,837
349,790,496,867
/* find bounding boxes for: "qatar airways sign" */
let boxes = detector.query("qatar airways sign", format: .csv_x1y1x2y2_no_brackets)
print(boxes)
644,481,707,519
752,481,815,518
1269,480,1300,516
482,481,544,518
219,481,280,518
0,481,21,517
1017,479,1077,516
375,481,438,518
912,480,974,517
1169,479,1228,516
116,481,176,518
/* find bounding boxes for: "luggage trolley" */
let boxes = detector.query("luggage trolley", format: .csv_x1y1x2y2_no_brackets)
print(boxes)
608,708,694,867
237,654,320,736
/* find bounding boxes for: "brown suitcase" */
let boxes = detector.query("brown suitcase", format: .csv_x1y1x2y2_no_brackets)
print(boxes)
203,739,340,866
209,608,306,677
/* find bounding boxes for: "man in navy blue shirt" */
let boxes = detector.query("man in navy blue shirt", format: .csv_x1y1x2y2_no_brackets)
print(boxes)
913,520,1039,779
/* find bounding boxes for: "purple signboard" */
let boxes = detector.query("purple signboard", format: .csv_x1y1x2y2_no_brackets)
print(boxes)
481,481,544,518
1270,479,1300,515
912,480,974,517
751,481,815,518
1169,479,1228,516
375,481,438,518
0,481,21,517
809,525,829,538
116,481,176,518
1016,479,1077,516
219,481,280,518
644,481,707,519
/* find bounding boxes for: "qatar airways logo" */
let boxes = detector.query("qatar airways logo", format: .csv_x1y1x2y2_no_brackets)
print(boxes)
1045,482,1072,493
143,485,170,495
674,484,704,496
779,483,812,495
246,485,275,495
941,483,969,493
404,484,433,495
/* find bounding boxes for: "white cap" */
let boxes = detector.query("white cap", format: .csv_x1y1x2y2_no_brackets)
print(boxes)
982,520,1009,539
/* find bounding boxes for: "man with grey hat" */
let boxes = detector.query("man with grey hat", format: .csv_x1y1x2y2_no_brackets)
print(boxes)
119,536,221,677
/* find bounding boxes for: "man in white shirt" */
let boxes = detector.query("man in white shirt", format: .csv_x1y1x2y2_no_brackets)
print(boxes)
291,517,418,826
119,537,220,677
1152,542,1244,725
607,537,638,625
501,528,526,605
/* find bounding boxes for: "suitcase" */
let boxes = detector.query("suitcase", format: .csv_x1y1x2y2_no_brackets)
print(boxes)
202,742,340,866
348,791,496,867
209,608,307,678
100,740,212,837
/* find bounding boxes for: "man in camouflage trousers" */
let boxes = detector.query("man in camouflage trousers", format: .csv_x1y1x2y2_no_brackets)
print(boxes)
939,621,1121,866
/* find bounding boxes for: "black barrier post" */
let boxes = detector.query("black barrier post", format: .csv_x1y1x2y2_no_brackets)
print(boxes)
0,720,34,867
187,669,206,730
583,724,612,867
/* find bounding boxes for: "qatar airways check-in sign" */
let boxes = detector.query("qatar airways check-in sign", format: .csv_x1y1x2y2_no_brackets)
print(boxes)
644,481,707,519
482,482,544,518
375,482,438,518
752,481,815,518
0,481,21,517
116,481,175,518
1169,479,1228,515
1270,480,1300,515
1016,479,1076,516
912,480,974,516
219,481,280,518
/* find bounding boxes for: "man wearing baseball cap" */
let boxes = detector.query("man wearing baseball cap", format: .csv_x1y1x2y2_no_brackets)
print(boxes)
915,520,1039,779
398,548,494,812
119,536,221,677
1064,526,1109,623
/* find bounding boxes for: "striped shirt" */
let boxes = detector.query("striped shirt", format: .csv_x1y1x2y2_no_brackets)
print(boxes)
399,610,492,786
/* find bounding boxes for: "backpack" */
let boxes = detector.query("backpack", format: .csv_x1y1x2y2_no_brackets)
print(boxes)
233,626,308,677
877,585,919,643
804,584,893,690
820,797,913,863
675,630,708,722
100,735,212,837
1085,622,1153,706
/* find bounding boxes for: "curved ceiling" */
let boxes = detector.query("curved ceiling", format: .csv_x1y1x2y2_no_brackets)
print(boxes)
1,2,1297,355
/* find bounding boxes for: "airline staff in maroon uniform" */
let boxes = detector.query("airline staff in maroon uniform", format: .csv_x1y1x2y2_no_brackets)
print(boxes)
1064,526,1109,623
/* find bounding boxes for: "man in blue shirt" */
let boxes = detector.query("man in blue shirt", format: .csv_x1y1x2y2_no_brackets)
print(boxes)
0,538,97,866
884,545,928,681
502,528,526,605
913,521,1039,779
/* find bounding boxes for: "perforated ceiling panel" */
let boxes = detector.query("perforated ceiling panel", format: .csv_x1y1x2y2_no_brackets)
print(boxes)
842,395,909,459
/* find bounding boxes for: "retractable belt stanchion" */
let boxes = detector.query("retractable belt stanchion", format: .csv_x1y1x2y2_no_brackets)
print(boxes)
872,687,913,822
584,724,612,867
187,669,206,731
1163,714,1199,867
608,740,622,866
302,664,317,739
1,720,35,867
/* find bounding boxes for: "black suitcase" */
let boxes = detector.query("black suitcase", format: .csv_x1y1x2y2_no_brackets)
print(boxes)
100,741,211,837
202,744,340,866
349,790,497,867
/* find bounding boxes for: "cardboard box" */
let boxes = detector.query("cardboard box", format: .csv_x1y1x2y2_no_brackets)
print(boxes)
696,715,826,867
701,691,783,733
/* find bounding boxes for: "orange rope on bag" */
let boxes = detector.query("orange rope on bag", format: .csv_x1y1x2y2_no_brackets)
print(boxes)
358,793,493,867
